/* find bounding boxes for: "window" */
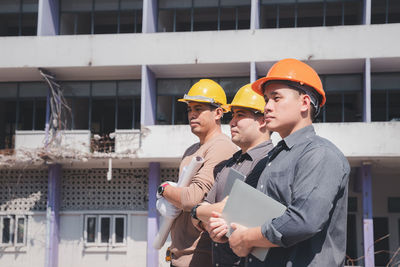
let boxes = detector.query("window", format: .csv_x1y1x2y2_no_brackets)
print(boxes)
260,0,363,29
84,215,127,246
158,0,251,32
371,73,400,122
60,0,143,35
373,217,389,266
315,74,363,123
0,0,38,36
156,77,249,125
346,195,359,265
372,0,400,24
0,215,27,247
388,197,400,213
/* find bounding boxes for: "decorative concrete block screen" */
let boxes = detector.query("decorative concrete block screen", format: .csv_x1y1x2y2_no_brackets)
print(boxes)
0,169,48,212
160,168,179,184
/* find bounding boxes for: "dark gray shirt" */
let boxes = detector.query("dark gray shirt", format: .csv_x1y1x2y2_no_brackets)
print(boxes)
251,125,350,267
204,140,274,267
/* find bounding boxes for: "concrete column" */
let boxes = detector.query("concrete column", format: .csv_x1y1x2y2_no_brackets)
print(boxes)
363,58,371,122
147,162,160,267
363,0,371,25
361,162,375,267
141,66,157,126
142,0,158,33
250,0,260,83
45,164,61,267
37,0,59,36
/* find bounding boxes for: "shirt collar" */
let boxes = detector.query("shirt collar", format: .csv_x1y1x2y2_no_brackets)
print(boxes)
234,140,273,161
283,125,316,149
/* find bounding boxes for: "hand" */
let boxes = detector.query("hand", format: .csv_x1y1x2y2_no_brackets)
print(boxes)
156,181,178,199
229,223,252,257
156,198,181,219
207,211,228,243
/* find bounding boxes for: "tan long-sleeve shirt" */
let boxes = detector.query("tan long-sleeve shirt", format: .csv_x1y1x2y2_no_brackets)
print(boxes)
170,133,237,267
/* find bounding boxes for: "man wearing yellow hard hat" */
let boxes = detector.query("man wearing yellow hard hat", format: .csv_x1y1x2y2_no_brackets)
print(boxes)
157,79,237,267
210,59,350,266
189,83,274,266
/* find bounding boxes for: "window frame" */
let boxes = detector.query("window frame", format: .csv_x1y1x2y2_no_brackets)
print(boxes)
83,214,127,247
0,215,27,247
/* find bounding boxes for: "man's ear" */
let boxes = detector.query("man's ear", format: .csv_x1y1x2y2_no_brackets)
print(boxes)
214,107,224,120
300,94,311,113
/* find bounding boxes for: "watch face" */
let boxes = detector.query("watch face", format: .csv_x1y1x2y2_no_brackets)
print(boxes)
158,185,164,195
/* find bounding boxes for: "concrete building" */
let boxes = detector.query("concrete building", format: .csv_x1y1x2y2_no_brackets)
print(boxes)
0,0,399,266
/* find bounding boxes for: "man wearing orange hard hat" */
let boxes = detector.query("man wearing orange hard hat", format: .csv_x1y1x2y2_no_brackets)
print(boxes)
211,59,350,266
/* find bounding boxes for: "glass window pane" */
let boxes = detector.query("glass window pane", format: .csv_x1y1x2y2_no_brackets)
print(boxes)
94,0,118,11
325,1,343,26
2,218,11,243
0,100,17,149
372,91,387,121
94,11,118,34
193,7,218,31
175,101,188,125
18,100,34,130
388,0,400,23
260,4,278,28
0,13,20,36
346,214,358,263
221,0,251,6
157,79,191,95
158,9,175,32
371,0,387,24
372,73,400,90
118,81,141,96
120,10,142,33
193,0,218,8
237,6,251,29
121,0,143,10
343,92,362,122
297,2,324,27
87,217,96,243
100,217,110,243
117,97,133,129
92,82,117,96
72,98,89,129
220,7,237,30
159,0,191,9
157,95,173,124
175,9,191,32
115,217,124,243
325,93,342,122
19,83,47,98
324,75,362,92
34,99,46,130
91,99,116,134
22,0,38,13
278,4,295,28
0,0,21,13
62,82,91,97
61,0,93,12
343,0,363,25
21,12,37,35
0,83,18,98
218,77,249,98
16,218,24,244
373,217,389,266
389,91,400,121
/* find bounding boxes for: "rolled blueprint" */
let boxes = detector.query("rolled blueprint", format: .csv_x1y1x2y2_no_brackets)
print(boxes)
153,156,204,249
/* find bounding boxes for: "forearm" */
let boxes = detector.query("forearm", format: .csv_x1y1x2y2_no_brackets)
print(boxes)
162,185,183,208
197,202,225,222
246,226,279,248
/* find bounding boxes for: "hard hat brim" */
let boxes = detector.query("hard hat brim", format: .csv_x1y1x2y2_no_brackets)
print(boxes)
177,98,229,112
252,76,326,107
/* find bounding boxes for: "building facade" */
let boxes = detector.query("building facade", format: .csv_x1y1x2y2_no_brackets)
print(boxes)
0,0,400,266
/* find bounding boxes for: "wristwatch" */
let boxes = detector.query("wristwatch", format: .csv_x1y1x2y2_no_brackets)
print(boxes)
190,204,201,220
157,182,169,197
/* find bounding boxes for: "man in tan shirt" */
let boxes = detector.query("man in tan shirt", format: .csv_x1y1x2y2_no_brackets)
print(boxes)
157,79,237,267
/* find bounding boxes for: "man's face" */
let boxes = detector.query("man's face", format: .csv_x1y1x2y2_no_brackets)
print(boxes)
263,83,304,136
229,107,262,147
187,102,219,136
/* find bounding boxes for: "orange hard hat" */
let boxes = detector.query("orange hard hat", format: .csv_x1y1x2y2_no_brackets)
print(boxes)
252,58,326,107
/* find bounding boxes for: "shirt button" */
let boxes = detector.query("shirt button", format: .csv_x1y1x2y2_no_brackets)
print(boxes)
260,184,264,189
214,243,218,247
268,162,271,166
249,258,252,262
216,264,219,266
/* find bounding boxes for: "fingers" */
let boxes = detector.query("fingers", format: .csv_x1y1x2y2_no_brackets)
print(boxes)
211,211,221,218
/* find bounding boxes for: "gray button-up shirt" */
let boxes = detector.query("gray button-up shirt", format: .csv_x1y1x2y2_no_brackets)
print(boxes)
253,125,350,267
204,140,274,267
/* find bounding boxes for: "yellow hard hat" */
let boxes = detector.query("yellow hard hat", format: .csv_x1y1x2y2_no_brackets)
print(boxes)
225,83,266,113
178,79,227,110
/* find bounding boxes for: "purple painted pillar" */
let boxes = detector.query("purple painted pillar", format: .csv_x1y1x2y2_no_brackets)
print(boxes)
250,0,259,84
362,162,375,267
147,162,160,267
37,0,59,36
45,164,61,267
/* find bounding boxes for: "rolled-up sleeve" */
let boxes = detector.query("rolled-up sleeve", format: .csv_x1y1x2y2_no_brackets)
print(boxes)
180,139,236,211
261,146,348,247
